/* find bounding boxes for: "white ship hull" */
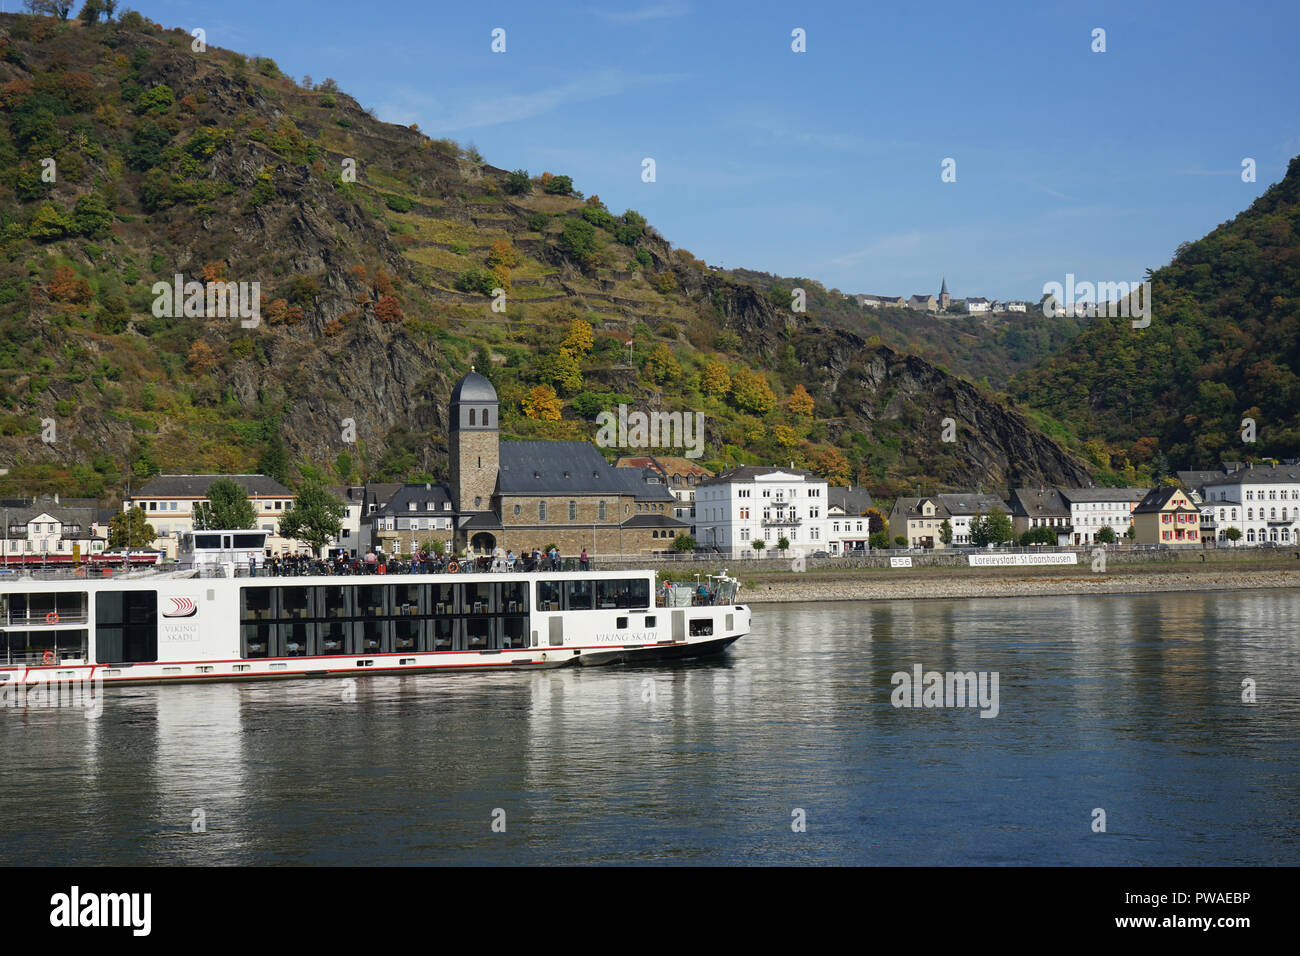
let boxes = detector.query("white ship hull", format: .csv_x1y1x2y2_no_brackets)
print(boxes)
0,569,749,688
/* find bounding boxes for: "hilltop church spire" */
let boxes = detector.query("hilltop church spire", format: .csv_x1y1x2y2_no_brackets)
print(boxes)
939,277,950,309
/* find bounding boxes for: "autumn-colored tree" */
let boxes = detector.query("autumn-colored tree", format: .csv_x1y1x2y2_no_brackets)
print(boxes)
523,384,561,421
652,271,677,294
729,366,777,414
700,360,731,398
561,318,594,355
48,265,92,304
537,349,583,395
375,295,404,323
265,298,289,325
810,445,851,485
373,269,396,297
786,383,815,417
201,260,228,282
487,240,521,270
644,344,681,384
186,340,217,374
773,424,799,448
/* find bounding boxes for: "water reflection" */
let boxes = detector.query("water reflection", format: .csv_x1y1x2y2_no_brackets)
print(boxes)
1,588,1298,865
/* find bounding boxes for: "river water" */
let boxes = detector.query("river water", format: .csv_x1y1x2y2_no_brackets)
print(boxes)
3,589,1298,865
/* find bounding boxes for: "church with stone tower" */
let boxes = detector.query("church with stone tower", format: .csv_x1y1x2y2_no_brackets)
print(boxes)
436,369,685,556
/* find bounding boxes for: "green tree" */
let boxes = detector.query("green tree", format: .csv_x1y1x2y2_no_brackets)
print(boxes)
1095,526,1116,544
108,507,155,549
278,478,346,556
1224,526,1242,543
672,534,695,553
258,430,290,485
505,169,532,195
193,478,257,529
970,508,1014,546
894,535,907,547
751,539,765,555
776,536,790,553
543,174,573,195
559,218,597,265
939,518,953,545
869,530,890,550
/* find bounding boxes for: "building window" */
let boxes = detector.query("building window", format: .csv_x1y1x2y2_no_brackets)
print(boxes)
599,501,606,521
475,496,482,509
539,502,547,521
514,505,521,516
469,408,476,426
483,408,491,427
569,501,576,521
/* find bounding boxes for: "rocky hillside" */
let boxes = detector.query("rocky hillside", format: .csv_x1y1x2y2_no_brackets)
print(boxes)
0,9,1090,502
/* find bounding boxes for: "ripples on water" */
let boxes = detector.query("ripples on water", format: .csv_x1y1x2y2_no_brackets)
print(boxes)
2,590,1298,865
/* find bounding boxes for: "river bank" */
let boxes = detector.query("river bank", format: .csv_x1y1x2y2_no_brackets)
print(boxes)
737,564,1300,604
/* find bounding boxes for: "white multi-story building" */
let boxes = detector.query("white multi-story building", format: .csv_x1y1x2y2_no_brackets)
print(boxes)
1201,464,1300,545
695,466,828,557
1057,487,1149,545
124,474,297,558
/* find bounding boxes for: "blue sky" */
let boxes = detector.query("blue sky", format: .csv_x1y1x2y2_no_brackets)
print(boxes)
132,0,1299,300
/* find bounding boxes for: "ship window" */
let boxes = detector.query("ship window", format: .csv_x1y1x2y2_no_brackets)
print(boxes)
503,617,527,649
431,618,455,652
319,621,350,655
359,619,386,653
241,588,275,621
281,621,313,657
645,616,656,628
537,580,561,612
616,617,628,629
241,623,273,658
465,617,491,651
689,619,714,637
320,586,351,618
565,579,593,610
95,591,157,664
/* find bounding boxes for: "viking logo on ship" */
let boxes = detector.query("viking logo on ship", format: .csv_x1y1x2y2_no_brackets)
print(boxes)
163,597,198,618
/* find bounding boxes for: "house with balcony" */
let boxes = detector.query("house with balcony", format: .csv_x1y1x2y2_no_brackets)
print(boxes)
694,466,828,557
1199,463,1300,546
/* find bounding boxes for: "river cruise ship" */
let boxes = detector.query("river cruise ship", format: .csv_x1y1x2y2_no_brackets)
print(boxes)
0,561,749,687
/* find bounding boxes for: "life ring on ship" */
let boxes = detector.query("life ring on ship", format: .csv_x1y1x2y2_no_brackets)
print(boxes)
45,611,60,625
42,650,54,665
447,560,459,574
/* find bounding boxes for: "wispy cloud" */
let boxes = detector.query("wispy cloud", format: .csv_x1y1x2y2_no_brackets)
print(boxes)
590,2,689,24
382,70,685,133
